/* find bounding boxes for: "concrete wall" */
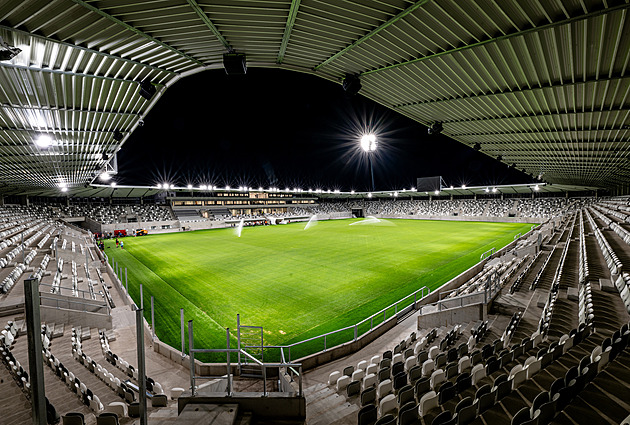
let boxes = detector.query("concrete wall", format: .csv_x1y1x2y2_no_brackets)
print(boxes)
100,220,179,234
417,304,486,329
178,392,306,419
40,304,112,328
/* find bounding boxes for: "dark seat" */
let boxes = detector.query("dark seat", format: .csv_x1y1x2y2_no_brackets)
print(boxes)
374,414,396,425
438,381,456,404
398,402,418,425
511,406,532,425
397,385,414,406
392,361,405,376
432,410,455,425
358,404,377,425
62,412,85,425
415,377,431,397
361,387,376,406
347,380,361,397
96,412,119,425
393,371,407,391
456,372,472,393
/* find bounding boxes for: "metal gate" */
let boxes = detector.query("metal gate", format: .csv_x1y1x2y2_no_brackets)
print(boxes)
237,314,264,377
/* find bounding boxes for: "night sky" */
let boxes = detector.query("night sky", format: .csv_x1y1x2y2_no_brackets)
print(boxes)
115,68,529,192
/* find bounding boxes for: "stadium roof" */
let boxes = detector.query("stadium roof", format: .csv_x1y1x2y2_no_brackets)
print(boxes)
0,0,629,192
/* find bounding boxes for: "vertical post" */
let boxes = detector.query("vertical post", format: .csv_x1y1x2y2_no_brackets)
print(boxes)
181,308,185,357
21,232,25,264
414,292,417,309
236,314,241,371
151,296,155,339
262,362,267,397
136,308,148,425
324,334,327,350
125,267,128,290
226,327,232,396
354,324,357,341
188,320,195,396
298,365,303,397
24,277,46,425
54,240,58,259
140,284,144,310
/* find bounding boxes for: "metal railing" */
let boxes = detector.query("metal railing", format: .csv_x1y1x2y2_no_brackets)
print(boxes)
39,294,109,315
479,247,496,261
280,286,429,362
187,320,303,397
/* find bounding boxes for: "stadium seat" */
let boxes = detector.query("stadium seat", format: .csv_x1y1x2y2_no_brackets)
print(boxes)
328,371,341,385
419,390,439,416
336,375,351,392
376,379,392,399
363,373,377,390
378,393,396,416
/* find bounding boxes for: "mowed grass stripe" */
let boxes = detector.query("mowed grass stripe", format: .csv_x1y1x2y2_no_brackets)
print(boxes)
104,219,532,356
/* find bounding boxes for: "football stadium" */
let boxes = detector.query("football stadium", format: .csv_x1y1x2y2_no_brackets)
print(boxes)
1,1,630,425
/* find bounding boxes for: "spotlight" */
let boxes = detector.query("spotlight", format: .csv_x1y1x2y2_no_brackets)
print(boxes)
462,185,466,189
100,172,112,181
473,143,481,151
0,36,21,61
138,79,156,101
511,163,517,168
113,130,124,142
411,187,415,191
360,133,377,152
393,192,398,197
534,185,540,191
434,190,439,195
427,122,443,135
484,187,489,193
187,184,192,189
35,135,52,148
61,187,68,193
223,52,247,75
367,193,372,198
111,182,116,187
492,187,497,193
496,155,503,161
351,190,355,194
342,74,361,96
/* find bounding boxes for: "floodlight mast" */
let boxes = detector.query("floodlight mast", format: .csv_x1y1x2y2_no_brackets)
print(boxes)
361,134,377,192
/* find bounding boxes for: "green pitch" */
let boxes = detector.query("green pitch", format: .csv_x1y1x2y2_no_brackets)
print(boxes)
103,218,531,360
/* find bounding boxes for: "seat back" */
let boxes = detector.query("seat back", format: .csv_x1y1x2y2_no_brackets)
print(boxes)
360,387,377,406
358,404,377,425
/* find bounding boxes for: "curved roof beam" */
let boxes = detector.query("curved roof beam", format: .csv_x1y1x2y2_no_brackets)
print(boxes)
362,3,630,76
277,0,302,64
185,0,231,51
313,0,431,72
70,0,206,67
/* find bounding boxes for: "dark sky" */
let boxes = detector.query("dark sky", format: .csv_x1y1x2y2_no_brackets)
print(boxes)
116,68,529,191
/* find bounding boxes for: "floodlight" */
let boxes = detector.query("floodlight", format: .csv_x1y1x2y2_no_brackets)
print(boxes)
111,182,116,187
368,193,372,198
434,190,439,195
360,133,377,152
351,190,355,194
484,187,489,193
187,184,192,189
35,135,52,148
393,192,398,197
225,185,230,190
99,172,112,181
450,185,454,189
61,187,68,193
138,79,156,101
492,187,498,193
163,183,169,189
0,37,21,61
156,183,162,189
170,184,175,189
427,122,443,135
200,185,207,190
461,185,466,189
258,187,263,191
411,187,416,191
342,74,361,96
534,185,540,191
473,143,481,151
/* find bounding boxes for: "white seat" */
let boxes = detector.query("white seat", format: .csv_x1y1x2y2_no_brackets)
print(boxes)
392,353,403,365
328,371,341,385
363,373,377,390
422,359,435,377
597,348,611,372
107,401,127,417
591,346,602,363
526,359,541,379
170,387,185,399
376,379,392,399
370,355,380,365
379,393,397,416
511,368,528,389
419,390,439,415
430,369,445,390
357,360,368,371
458,356,471,373
366,363,378,376
428,345,439,359
508,364,523,380
352,369,365,382
336,375,351,392
471,364,486,386
404,356,416,371
154,382,164,394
